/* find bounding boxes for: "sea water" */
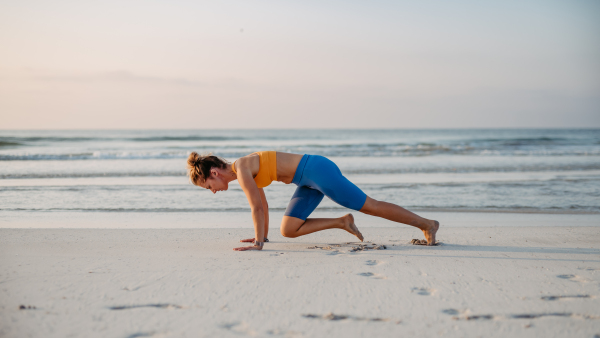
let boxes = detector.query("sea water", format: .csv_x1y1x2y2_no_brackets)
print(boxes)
1,129,599,228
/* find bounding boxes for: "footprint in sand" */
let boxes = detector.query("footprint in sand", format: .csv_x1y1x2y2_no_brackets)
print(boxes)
578,267,600,271
266,329,304,337
541,295,590,301
109,303,182,310
411,287,434,296
219,321,256,335
557,274,590,283
441,309,460,315
357,272,386,279
365,260,380,266
126,332,156,338
557,274,576,279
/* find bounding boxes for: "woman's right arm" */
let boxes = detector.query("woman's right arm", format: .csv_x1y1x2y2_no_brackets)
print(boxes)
233,157,265,251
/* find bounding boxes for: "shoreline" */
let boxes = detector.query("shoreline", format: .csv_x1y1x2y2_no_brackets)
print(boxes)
1,210,598,229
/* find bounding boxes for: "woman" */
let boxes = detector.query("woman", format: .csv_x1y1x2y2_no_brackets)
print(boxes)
187,151,439,251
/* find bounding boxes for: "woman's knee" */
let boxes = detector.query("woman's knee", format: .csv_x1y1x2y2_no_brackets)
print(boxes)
280,226,299,238
359,196,380,215
280,216,304,238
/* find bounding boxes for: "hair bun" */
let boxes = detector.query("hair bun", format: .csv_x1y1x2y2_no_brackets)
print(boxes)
187,152,200,169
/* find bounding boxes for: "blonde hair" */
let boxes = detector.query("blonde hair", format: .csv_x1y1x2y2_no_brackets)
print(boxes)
187,152,228,186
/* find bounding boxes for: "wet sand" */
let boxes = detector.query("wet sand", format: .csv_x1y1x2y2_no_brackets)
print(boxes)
1,224,599,337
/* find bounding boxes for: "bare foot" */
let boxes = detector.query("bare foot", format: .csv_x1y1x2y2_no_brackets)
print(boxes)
422,220,439,246
342,213,364,242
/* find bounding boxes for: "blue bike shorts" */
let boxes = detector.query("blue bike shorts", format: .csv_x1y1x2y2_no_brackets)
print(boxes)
284,154,368,220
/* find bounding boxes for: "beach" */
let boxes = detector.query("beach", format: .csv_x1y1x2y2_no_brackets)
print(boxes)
2,0,599,333
1,212,599,338
1,129,599,336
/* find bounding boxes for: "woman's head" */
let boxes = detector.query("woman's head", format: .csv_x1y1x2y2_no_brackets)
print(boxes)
187,152,230,193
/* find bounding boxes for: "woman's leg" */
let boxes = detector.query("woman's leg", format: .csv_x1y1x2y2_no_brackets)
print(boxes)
360,196,439,245
281,185,363,240
280,214,363,241
302,156,439,245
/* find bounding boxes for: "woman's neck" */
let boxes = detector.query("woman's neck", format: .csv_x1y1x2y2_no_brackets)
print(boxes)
225,164,237,182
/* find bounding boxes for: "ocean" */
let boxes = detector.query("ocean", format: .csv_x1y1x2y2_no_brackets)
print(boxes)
1,129,599,228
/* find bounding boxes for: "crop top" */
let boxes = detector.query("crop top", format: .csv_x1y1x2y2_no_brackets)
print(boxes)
231,151,278,188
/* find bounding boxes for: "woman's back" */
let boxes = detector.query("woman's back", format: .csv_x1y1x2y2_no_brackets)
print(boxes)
232,152,303,186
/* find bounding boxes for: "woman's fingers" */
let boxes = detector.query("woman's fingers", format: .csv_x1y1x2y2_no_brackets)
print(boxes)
233,246,257,251
239,238,255,243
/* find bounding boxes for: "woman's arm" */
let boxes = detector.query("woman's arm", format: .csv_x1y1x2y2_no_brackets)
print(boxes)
259,188,269,239
240,188,269,243
233,158,265,251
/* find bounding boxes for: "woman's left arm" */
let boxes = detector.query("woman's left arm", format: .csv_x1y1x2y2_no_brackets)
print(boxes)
233,157,265,251
258,188,269,240
239,188,269,242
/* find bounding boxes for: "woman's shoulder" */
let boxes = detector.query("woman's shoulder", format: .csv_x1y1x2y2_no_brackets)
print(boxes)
234,153,260,169
237,150,281,165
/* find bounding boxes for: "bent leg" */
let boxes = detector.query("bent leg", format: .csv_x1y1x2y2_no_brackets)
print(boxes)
360,196,439,245
280,214,363,241
282,185,363,240
284,186,324,220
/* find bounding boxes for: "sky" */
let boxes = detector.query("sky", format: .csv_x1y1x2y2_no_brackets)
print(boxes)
0,0,599,129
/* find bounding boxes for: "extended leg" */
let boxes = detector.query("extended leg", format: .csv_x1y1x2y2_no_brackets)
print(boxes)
360,196,439,245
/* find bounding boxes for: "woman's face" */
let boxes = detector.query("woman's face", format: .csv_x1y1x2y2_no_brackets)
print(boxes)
199,168,229,194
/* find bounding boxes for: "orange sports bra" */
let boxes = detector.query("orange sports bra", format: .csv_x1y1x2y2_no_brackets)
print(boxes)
231,151,278,188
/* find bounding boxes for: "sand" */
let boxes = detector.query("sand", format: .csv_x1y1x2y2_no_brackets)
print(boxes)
1,221,600,337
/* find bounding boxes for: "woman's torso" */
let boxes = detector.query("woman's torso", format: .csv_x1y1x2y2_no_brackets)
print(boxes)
233,151,303,187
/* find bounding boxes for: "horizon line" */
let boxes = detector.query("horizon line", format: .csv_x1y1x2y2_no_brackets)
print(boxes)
2,127,600,132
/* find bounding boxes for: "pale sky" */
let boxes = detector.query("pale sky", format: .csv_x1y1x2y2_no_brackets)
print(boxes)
1,0,599,129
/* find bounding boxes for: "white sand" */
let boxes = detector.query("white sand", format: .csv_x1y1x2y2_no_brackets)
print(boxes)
1,221,600,337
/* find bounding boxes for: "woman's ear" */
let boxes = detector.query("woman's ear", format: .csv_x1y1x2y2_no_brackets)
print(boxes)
211,168,219,177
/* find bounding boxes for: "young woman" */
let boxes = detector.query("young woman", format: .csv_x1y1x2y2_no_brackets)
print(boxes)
187,151,439,251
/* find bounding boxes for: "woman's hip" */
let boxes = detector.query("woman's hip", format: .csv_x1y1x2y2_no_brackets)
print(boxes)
292,154,366,210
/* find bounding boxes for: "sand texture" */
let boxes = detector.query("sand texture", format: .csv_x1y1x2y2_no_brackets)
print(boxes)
1,225,600,337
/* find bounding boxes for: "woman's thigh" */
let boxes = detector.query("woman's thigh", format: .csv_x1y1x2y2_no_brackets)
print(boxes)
284,185,325,221
304,156,367,211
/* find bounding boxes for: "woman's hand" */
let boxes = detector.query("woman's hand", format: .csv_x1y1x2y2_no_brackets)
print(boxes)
239,238,268,243
233,245,263,251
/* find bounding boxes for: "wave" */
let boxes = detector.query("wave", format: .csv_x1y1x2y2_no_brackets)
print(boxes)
0,152,187,161
2,147,600,161
2,129,598,161
3,165,600,179
0,137,98,143
344,165,600,174
407,206,600,214
130,136,244,142
0,172,187,179
1,207,256,212
0,135,244,144
474,137,567,143
0,141,23,147
2,206,598,214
